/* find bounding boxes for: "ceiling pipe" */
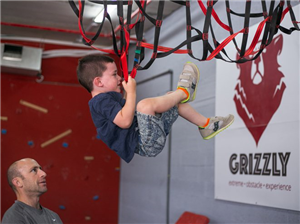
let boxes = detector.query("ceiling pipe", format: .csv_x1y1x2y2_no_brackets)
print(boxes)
1,21,138,42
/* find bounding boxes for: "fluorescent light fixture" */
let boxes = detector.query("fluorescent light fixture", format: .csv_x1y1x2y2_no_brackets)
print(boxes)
94,5,117,23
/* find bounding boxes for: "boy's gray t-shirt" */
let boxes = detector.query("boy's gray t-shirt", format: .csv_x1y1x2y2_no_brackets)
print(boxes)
2,200,63,224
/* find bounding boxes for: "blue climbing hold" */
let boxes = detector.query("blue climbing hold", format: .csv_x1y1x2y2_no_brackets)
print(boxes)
59,205,66,210
93,195,99,200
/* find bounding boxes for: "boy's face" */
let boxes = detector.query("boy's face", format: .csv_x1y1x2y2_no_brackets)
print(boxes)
99,62,122,93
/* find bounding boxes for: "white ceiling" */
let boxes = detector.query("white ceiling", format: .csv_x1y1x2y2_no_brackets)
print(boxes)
1,0,182,48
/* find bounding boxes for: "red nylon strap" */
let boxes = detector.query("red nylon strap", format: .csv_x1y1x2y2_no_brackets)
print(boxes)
243,17,269,57
140,42,189,54
130,67,137,79
207,14,270,60
206,28,246,60
281,5,290,23
120,26,131,81
121,52,129,82
198,0,231,32
124,27,130,53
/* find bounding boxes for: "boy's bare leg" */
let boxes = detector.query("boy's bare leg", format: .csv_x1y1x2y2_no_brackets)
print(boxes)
136,89,187,115
177,103,208,127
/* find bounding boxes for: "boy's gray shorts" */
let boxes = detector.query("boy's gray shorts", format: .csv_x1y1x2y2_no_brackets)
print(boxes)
135,106,179,157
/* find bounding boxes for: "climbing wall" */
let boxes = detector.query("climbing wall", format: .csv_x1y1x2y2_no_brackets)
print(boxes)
1,40,121,223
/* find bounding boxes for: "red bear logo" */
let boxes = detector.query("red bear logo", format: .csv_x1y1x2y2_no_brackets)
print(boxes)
234,34,286,146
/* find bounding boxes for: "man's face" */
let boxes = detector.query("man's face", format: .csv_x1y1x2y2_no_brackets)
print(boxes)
17,159,48,196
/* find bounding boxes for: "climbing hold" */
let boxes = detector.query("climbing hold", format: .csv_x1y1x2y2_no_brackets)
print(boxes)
40,129,72,148
19,100,48,113
93,195,99,200
59,205,66,210
84,156,94,161
28,141,34,146
62,142,69,148
1,129,7,135
1,116,8,121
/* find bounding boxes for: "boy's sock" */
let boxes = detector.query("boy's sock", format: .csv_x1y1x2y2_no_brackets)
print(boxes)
177,87,190,102
198,118,210,129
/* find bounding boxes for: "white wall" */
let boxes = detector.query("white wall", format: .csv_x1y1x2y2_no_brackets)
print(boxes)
119,1,300,223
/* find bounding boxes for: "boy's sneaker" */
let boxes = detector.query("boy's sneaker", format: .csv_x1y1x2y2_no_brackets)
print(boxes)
177,62,200,103
199,114,234,140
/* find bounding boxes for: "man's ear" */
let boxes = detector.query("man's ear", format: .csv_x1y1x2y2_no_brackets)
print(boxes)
93,77,103,87
12,177,23,189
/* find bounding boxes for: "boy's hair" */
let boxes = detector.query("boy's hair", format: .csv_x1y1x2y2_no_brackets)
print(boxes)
77,54,114,93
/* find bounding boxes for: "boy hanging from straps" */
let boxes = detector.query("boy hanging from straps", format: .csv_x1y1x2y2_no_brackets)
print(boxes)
77,54,234,163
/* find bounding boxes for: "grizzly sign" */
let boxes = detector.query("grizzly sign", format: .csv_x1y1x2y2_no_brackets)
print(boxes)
215,7,300,211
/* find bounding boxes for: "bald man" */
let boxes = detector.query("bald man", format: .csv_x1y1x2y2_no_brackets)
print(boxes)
2,158,63,224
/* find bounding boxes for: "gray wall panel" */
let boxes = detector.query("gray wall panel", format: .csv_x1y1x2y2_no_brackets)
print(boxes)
119,1,300,223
